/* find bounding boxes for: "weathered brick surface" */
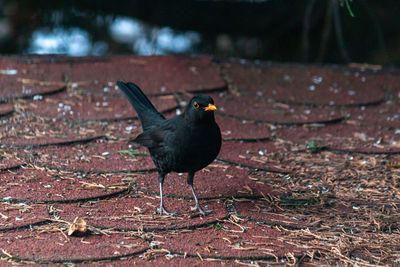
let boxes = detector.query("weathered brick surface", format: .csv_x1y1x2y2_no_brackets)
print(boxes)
0,55,399,266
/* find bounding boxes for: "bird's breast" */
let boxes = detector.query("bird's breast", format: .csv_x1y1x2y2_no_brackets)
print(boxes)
170,122,221,173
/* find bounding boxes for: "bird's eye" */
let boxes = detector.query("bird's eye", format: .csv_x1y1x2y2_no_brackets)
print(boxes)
193,101,199,109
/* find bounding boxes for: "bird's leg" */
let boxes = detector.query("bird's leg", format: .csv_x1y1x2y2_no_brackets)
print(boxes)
157,173,177,216
187,172,208,216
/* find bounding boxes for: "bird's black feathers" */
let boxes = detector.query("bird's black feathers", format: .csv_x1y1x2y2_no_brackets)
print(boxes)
117,81,221,215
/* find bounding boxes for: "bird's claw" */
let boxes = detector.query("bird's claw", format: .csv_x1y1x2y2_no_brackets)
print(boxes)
190,205,197,211
190,205,212,216
157,207,178,216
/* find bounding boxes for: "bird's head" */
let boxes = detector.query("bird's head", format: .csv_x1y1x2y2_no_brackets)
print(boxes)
185,95,217,122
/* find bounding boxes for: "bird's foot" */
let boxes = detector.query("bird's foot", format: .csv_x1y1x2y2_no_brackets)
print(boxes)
157,206,178,216
190,205,212,216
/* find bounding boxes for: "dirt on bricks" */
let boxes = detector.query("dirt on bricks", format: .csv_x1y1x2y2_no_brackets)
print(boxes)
0,55,399,266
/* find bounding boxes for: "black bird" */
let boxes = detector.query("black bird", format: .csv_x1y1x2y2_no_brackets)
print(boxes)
117,81,221,215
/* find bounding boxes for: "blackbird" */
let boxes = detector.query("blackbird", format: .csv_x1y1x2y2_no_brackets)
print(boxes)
117,81,221,215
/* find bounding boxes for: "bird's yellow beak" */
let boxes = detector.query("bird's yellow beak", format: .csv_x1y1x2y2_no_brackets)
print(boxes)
204,104,217,111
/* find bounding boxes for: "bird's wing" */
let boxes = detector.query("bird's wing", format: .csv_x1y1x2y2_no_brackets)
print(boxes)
135,119,181,172
134,130,163,148
117,81,165,131
134,118,179,148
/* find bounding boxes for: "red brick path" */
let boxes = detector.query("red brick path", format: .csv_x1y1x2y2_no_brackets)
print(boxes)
0,55,399,266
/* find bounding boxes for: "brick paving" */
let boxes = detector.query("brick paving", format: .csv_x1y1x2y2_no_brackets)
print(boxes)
0,55,399,266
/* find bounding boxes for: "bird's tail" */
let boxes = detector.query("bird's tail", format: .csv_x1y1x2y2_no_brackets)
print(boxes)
117,81,165,130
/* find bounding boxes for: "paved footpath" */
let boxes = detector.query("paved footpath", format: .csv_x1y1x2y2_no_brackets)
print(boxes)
0,55,399,266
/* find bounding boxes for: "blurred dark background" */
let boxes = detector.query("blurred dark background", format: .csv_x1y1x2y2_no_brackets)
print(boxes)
0,0,399,66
